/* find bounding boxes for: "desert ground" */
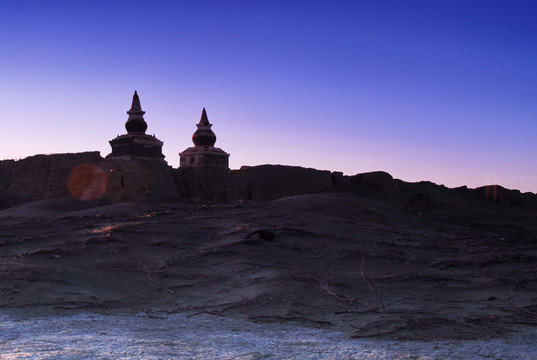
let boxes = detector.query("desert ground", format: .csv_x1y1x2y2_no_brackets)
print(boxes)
0,184,536,341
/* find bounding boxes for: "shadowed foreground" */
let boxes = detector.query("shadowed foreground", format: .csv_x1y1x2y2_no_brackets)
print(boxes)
0,186,536,340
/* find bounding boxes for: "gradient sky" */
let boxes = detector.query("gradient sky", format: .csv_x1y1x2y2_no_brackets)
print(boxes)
1,1,536,192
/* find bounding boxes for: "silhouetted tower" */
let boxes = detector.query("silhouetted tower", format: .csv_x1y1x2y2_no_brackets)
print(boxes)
107,91,165,161
125,90,147,133
179,108,229,169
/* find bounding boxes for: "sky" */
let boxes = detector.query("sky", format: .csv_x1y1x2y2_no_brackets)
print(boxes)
1,0,536,192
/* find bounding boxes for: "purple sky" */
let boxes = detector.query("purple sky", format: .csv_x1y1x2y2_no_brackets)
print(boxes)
1,1,536,192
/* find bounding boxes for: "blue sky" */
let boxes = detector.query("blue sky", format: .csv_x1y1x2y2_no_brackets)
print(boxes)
1,0,536,192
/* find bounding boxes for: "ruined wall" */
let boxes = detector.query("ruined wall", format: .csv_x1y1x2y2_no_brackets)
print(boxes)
0,152,104,207
231,165,334,201
0,153,186,208
1,153,452,209
174,167,235,201
472,185,537,208
173,164,336,201
100,159,180,203
0,160,14,208
349,171,401,195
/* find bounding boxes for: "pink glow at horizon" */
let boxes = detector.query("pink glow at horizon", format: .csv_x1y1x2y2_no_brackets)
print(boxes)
0,1,535,193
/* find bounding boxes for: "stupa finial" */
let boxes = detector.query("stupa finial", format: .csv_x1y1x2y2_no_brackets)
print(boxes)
199,107,210,125
192,107,216,147
131,90,142,111
125,90,147,134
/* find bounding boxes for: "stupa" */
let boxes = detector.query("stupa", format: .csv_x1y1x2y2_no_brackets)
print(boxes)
179,108,229,169
107,91,165,161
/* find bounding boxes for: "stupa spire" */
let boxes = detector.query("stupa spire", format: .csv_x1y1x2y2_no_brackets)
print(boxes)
199,107,210,125
192,107,216,147
130,90,142,111
125,90,147,134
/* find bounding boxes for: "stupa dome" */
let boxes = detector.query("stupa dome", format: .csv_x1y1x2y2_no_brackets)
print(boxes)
192,108,216,147
125,90,148,134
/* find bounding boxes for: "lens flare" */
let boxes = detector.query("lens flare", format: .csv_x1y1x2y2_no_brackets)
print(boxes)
67,164,107,200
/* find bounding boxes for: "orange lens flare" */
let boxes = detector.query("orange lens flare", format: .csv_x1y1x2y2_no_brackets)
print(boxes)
67,164,107,200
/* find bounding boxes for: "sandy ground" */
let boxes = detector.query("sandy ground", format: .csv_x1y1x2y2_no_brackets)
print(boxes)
2,310,537,359
0,188,536,340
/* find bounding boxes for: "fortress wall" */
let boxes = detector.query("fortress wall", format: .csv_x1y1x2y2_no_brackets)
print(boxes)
349,171,401,195
174,167,236,201
232,165,334,201
100,159,180,203
0,153,467,208
173,165,335,202
0,152,103,208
